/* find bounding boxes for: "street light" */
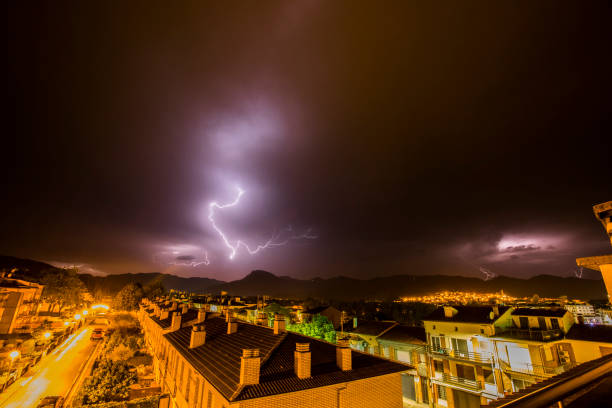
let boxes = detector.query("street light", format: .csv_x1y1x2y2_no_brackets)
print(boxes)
64,321,70,326
82,310,88,315
43,332,52,339
9,350,19,360
74,313,82,321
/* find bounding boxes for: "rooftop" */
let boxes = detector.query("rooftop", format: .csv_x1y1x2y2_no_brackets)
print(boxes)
163,316,409,401
565,324,612,343
511,308,568,317
377,325,426,344
423,305,510,324
347,320,397,336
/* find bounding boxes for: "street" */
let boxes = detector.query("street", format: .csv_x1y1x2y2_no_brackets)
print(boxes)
0,326,95,408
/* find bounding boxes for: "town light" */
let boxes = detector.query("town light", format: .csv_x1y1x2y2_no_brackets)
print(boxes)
64,321,70,326
9,350,20,360
74,313,82,321
43,332,52,339
82,310,89,315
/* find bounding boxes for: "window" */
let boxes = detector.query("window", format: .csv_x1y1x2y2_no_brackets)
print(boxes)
451,338,468,356
431,336,442,351
434,360,444,374
480,328,485,334
206,391,212,408
551,318,560,330
437,384,447,400
519,316,529,329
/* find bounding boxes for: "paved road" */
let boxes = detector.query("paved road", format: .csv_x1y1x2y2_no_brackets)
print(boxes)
0,326,95,408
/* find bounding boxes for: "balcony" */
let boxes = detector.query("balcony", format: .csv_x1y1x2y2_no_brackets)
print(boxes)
498,328,563,342
434,372,483,392
430,347,492,364
499,359,573,378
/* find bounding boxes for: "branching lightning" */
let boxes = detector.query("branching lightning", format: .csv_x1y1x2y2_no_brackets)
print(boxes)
208,186,316,260
479,266,496,281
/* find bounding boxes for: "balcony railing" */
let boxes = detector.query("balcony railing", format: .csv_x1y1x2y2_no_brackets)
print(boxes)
498,328,563,342
436,373,483,391
430,347,492,364
499,359,573,377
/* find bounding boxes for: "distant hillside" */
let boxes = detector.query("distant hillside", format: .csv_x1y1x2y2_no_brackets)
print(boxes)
79,273,225,295
0,255,61,282
0,256,606,300
208,270,607,300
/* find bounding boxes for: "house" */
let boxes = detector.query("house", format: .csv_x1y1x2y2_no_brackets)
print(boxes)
423,305,513,408
299,306,345,330
140,299,411,408
377,325,429,407
346,320,398,354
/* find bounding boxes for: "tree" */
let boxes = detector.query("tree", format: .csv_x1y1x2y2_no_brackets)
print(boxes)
144,281,165,299
40,268,85,312
81,359,136,404
112,283,145,311
288,315,336,343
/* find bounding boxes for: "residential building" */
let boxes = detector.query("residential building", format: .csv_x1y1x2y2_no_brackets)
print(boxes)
0,279,44,334
299,306,346,330
556,324,612,363
423,305,513,408
376,325,429,407
576,201,612,300
564,303,595,322
346,320,398,354
139,299,411,408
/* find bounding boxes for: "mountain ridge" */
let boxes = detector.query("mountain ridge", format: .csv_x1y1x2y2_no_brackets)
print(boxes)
0,255,606,300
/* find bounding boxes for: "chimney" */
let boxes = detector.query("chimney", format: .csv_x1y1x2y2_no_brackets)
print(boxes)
197,308,207,323
294,343,311,379
181,304,189,314
492,305,500,317
170,312,182,331
225,308,232,322
189,325,206,348
443,306,457,318
153,304,160,317
240,349,260,385
227,318,238,334
336,338,352,371
273,314,286,335
160,310,169,320
257,313,267,326
169,302,178,312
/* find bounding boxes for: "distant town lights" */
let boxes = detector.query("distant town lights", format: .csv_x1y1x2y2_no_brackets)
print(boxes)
9,350,19,360
91,304,110,310
43,332,52,339
64,321,70,326
74,314,82,320
82,310,88,315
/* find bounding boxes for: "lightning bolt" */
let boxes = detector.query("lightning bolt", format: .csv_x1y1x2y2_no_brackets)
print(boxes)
479,266,496,281
208,186,316,260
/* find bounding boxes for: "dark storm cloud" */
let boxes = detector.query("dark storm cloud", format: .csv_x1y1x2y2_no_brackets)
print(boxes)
3,2,611,280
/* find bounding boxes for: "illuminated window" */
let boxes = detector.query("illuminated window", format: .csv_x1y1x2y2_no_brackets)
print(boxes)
551,318,560,330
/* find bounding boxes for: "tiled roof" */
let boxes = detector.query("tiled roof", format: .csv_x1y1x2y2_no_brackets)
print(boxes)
565,324,612,343
424,306,510,324
377,326,426,344
150,309,199,329
511,308,568,317
150,314,172,329
163,317,409,401
347,320,397,336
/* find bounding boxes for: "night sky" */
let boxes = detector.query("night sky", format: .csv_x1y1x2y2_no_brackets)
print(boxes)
4,2,611,280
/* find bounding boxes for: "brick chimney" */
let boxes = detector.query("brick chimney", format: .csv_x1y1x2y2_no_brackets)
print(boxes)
189,325,206,348
160,309,169,320
170,312,182,331
336,338,352,371
169,302,178,312
256,312,267,326
227,318,238,334
240,349,260,385
294,343,311,379
273,314,286,335
181,304,189,314
225,308,232,322
197,308,207,323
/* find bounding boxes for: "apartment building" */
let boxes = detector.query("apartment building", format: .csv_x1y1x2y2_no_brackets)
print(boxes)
490,308,574,392
376,325,429,407
423,305,513,408
0,278,44,334
346,320,398,354
139,299,411,408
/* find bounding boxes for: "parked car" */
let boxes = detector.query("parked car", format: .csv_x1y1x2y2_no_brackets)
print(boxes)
90,328,104,340
37,396,64,408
